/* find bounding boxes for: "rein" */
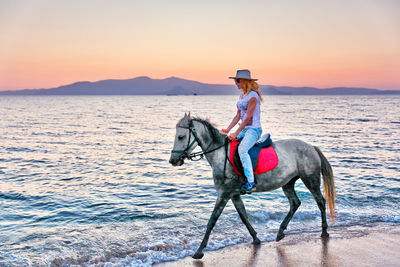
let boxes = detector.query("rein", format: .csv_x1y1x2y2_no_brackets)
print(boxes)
171,119,229,162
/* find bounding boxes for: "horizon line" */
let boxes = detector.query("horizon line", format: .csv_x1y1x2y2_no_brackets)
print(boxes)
1,75,398,92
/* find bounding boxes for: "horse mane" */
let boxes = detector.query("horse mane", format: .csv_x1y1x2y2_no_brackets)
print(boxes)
191,116,224,144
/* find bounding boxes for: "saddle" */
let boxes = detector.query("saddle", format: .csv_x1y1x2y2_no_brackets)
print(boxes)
230,134,279,176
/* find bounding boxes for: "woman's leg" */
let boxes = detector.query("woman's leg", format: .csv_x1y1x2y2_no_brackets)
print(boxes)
238,128,261,183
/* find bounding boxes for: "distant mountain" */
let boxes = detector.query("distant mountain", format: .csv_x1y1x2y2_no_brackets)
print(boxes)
1,76,399,95
265,86,399,95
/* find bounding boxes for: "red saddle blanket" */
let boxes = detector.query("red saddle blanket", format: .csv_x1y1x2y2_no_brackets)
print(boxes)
230,140,279,176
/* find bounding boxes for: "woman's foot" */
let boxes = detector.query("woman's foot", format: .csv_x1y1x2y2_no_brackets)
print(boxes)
241,182,256,192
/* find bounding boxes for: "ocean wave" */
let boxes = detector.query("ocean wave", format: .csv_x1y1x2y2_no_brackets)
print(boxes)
5,147,36,153
0,192,44,201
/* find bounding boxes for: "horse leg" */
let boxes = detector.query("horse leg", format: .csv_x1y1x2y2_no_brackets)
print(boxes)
276,178,301,241
231,194,261,245
301,175,329,238
193,193,230,259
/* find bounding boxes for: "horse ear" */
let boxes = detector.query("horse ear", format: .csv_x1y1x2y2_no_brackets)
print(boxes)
181,113,189,125
188,112,191,119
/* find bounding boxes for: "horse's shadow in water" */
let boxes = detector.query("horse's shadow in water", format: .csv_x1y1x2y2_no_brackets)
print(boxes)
192,238,334,267
170,114,336,259
276,237,337,267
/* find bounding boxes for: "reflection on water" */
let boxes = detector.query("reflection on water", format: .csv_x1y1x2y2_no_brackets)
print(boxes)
0,95,399,266
246,243,261,267
320,237,338,267
275,238,337,267
276,245,294,267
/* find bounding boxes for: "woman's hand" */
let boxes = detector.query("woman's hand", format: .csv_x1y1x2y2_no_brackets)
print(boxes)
228,132,238,140
221,129,229,134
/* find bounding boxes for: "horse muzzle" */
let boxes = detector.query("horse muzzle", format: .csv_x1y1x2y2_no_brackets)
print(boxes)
169,158,184,166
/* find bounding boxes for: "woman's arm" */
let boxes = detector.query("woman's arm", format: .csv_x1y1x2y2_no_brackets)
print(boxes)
228,97,257,140
221,109,241,134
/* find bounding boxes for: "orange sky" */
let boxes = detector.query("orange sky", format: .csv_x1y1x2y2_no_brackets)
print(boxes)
0,0,399,91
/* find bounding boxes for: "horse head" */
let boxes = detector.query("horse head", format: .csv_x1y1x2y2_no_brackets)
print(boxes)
169,113,197,166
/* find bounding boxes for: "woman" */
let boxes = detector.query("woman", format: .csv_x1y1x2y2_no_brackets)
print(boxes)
222,69,263,192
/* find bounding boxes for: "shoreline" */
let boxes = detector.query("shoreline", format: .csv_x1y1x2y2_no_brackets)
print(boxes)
155,223,400,267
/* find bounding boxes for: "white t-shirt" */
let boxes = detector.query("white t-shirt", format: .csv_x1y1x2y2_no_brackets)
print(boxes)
236,91,261,128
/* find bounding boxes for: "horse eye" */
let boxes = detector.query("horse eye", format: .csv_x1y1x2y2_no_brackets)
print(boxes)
178,135,185,140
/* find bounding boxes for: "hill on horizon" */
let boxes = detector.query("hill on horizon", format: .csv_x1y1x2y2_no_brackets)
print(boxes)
1,76,399,95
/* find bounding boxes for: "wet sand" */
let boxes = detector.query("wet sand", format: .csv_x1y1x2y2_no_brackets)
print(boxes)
155,223,400,267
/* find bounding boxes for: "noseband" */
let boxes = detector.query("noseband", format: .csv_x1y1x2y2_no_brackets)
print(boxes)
171,119,228,161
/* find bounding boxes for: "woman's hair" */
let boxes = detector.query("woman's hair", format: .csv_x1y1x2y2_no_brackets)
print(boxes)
240,80,263,101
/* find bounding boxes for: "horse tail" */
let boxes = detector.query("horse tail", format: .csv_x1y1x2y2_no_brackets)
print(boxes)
314,146,336,221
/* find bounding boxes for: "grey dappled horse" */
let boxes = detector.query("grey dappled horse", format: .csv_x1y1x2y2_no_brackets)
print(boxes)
169,114,336,259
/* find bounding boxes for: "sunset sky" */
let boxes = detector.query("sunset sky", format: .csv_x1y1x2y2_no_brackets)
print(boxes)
1,0,399,91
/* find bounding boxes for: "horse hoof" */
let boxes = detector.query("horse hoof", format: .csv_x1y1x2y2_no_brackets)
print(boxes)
252,237,261,245
321,232,329,238
276,232,285,241
192,252,204,259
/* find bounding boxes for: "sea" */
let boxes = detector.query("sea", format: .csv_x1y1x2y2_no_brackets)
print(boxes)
1,95,399,266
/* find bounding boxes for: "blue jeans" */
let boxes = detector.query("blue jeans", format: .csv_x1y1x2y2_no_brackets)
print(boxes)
237,127,262,183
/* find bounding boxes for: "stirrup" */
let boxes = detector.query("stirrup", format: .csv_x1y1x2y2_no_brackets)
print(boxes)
241,182,256,192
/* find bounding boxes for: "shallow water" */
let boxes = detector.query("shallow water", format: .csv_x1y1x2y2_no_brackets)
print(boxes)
0,95,399,266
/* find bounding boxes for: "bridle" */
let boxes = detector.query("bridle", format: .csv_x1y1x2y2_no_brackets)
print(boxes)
171,119,228,161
